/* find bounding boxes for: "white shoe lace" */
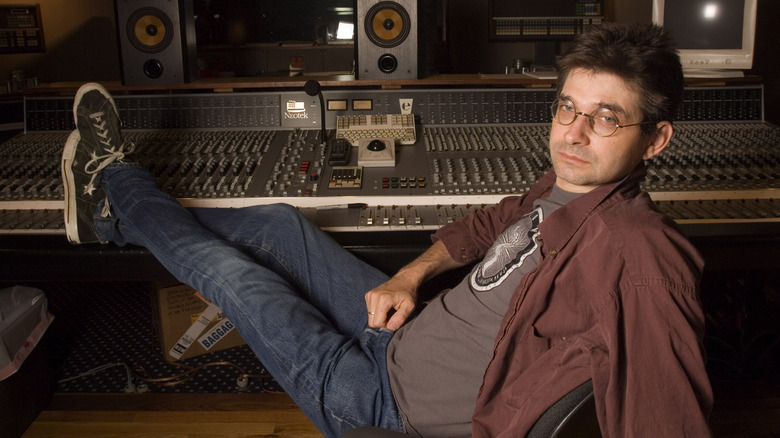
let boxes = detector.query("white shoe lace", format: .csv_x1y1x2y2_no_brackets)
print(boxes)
100,198,112,218
82,145,134,196
81,111,135,196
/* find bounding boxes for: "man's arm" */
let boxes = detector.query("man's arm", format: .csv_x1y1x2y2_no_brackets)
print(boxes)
366,192,530,331
365,240,466,331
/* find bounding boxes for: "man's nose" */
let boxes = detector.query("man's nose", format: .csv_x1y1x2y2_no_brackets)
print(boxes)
564,113,592,142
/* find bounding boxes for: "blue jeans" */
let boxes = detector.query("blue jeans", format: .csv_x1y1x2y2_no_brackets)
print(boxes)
94,163,405,438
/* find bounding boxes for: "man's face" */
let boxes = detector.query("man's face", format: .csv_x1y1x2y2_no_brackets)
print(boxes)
549,68,662,193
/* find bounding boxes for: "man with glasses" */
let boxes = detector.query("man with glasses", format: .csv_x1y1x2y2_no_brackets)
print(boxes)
470,23,713,436
62,22,711,438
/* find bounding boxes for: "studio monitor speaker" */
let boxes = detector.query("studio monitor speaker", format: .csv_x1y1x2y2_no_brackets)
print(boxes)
356,0,421,80
115,0,197,85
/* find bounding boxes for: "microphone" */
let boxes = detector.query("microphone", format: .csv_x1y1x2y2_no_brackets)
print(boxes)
304,80,327,144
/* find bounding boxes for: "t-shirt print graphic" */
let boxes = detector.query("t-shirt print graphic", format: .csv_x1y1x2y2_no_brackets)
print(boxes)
470,206,542,292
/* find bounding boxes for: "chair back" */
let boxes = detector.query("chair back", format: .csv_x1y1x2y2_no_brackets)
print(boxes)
526,379,601,438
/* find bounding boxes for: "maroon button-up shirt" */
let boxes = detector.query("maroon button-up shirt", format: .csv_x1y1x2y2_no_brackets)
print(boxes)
433,164,713,437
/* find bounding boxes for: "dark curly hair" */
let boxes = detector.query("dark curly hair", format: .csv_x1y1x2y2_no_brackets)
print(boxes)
556,22,684,136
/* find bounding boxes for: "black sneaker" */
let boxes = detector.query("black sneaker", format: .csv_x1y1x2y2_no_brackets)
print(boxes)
62,83,132,244
62,130,102,243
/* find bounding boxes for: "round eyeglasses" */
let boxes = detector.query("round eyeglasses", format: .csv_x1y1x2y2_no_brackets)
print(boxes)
550,99,655,137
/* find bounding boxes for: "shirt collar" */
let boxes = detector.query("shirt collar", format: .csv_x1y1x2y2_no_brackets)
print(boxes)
537,162,647,257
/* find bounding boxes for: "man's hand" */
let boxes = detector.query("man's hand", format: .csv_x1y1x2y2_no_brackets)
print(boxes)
364,240,466,332
365,275,418,331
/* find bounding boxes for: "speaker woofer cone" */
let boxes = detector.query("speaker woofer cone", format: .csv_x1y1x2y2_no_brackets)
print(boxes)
127,7,174,53
365,1,410,48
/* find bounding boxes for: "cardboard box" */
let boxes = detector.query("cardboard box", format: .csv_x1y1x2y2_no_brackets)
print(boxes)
152,283,245,361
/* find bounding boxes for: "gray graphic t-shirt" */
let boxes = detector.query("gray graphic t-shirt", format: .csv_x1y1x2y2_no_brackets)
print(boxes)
386,186,581,437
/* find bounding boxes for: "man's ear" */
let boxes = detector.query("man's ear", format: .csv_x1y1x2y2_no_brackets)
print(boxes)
642,121,674,160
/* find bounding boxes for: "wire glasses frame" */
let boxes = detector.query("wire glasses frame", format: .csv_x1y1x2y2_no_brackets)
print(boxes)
550,99,655,137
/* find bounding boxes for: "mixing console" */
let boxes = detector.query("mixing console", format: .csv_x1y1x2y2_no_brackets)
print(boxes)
0,85,778,237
